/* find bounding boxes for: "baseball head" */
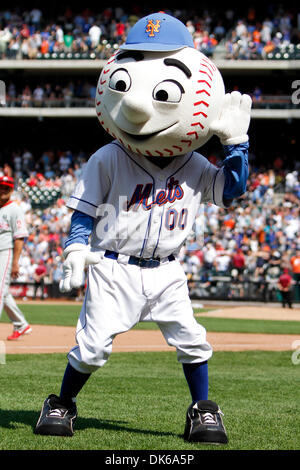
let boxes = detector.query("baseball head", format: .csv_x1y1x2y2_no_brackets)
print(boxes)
96,12,225,157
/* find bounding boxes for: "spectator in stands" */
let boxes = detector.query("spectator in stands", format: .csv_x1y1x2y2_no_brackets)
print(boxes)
186,20,195,36
12,151,22,178
213,20,226,42
33,259,47,299
7,37,20,59
21,85,32,107
22,149,34,174
213,251,231,276
0,26,12,58
62,82,74,107
290,250,300,301
89,23,101,48
203,243,217,272
231,248,245,278
236,19,248,38
6,81,16,106
29,8,42,29
55,25,64,45
33,85,44,107
115,19,126,42
58,152,71,173
20,37,30,59
252,86,263,102
278,268,294,308
40,36,49,54
48,261,63,298
285,171,298,192
27,33,39,59
64,31,73,51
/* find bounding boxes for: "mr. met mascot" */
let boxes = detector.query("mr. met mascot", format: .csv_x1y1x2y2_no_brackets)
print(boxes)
35,12,252,444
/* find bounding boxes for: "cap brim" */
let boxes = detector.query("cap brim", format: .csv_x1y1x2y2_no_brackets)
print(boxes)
119,42,189,51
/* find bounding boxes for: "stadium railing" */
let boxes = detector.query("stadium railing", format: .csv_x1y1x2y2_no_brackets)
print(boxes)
10,279,300,303
187,278,300,303
3,95,296,109
2,44,300,61
266,44,300,60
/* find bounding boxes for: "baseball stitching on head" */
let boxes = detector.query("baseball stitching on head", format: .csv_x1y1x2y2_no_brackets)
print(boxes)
172,145,183,152
202,56,217,70
96,52,220,157
198,80,211,88
196,89,210,96
181,57,215,149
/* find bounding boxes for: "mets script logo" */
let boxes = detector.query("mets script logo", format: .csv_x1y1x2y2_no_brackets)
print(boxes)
127,177,184,211
145,19,161,37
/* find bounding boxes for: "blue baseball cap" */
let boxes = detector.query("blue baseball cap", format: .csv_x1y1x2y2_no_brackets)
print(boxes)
120,12,195,52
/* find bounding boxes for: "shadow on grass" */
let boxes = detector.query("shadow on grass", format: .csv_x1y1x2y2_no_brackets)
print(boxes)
0,409,180,439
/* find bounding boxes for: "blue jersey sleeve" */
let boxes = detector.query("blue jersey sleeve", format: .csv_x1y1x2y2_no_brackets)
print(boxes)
64,210,94,248
222,141,249,206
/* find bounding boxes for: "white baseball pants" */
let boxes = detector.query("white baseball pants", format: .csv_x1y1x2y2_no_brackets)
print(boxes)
0,249,29,329
68,256,212,374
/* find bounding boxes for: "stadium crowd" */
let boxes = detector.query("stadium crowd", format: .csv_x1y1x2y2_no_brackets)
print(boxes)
0,4,299,60
5,80,96,108
1,146,299,302
2,80,293,109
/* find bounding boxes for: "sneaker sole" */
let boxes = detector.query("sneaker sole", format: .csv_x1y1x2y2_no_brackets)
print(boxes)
34,423,74,437
184,431,228,444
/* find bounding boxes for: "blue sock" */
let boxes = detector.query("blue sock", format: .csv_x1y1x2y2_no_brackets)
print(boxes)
59,362,91,406
182,361,209,404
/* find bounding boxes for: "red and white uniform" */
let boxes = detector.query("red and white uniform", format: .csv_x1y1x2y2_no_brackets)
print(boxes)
0,200,29,329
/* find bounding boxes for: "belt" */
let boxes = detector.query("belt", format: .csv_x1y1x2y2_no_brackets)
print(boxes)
104,250,175,268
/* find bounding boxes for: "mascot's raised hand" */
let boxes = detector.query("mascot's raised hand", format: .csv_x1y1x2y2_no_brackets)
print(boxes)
210,91,252,145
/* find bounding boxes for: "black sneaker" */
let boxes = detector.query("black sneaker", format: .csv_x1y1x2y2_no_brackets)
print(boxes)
184,400,228,444
34,394,77,437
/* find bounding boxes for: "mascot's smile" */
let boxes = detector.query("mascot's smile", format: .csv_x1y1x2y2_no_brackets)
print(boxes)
122,122,179,141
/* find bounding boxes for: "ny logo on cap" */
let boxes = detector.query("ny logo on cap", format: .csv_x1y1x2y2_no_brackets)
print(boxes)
145,19,161,37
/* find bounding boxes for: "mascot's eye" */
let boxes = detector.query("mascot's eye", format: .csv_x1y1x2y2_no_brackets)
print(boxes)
109,69,131,92
153,80,184,103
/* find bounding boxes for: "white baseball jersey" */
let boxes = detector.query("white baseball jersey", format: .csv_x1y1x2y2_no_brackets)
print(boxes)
66,141,226,259
0,201,29,251
0,200,30,330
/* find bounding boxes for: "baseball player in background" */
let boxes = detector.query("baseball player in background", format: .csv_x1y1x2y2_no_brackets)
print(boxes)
0,176,32,340
35,13,252,444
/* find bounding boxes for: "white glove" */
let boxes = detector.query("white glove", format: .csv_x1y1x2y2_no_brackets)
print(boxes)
210,91,252,145
59,243,100,293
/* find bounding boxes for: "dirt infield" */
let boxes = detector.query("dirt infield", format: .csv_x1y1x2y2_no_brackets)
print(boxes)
195,305,300,321
1,304,300,354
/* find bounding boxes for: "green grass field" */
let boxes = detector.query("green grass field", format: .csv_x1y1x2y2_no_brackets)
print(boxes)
0,351,299,451
1,303,300,451
1,304,300,334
